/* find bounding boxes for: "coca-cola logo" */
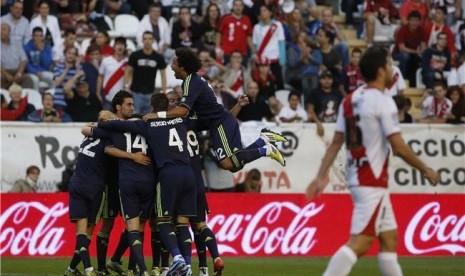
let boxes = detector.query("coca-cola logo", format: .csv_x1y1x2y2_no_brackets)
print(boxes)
0,201,68,256
207,201,324,255
405,202,465,255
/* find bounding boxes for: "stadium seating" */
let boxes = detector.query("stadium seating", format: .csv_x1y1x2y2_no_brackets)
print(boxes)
22,89,43,110
114,14,139,39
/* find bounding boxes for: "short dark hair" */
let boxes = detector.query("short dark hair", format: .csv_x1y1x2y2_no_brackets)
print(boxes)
42,92,53,101
64,28,76,36
317,27,335,44
142,31,154,38
86,43,101,55
175,48,202,74
408,10,421,20
359,47,389,82
114,36,127,47
247,168,261,180
26,165,40,176
434,5,447,16
32,27,43,35
433,81,447,90
288,90,301,100
436,31,448,40
393,95,407,110
351,47,362,55
151,93,169,112
38,0,49,8
149,2,162,10
111,90,132,111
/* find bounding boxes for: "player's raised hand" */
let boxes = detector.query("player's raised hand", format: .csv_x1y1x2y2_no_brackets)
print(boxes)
305,177,327,201
424,167,440,186
237,95,249,107
131,152,151,165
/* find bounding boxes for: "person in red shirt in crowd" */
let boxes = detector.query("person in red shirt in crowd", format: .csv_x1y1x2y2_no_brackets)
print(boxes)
423,5,458,66
340,48,365,96
363,0,398,45
392,11,427,86
399,0,429,25
216,0,254,65
251,56,281,113
1,93,28,121
84,31,114,62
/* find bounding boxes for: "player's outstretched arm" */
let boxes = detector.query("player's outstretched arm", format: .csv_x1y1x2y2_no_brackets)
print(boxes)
306,132,344,200
144,105,190,120
104,146,151,165
388,133,440,185
98,120,146,136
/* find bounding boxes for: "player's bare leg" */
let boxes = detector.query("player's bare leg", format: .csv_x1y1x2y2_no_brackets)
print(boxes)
378,230,402,276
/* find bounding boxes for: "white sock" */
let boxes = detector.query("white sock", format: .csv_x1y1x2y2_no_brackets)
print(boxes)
67,266,75,272
323,245,357,276
378,252,403,276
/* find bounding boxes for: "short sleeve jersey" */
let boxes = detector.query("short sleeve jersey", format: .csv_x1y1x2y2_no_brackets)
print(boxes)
219,14,253,56
335,85,401,188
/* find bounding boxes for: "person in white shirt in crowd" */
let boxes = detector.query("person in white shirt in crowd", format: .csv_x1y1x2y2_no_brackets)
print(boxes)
278,91,308,123
1,1,30,46
221,51,252,98
385,64,407,97
416,80,453,123
136,3,173,62
96,36,127,110
457,56,465,92
29,0,62,59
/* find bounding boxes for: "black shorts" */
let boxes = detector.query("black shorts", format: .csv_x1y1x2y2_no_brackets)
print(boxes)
119,180,155,221
155,164,196,218
210,114,243,166
189,168,209,224
69,181,105,224
102,183,120,219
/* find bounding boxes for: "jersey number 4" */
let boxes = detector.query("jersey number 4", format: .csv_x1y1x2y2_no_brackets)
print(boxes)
168,128,199,157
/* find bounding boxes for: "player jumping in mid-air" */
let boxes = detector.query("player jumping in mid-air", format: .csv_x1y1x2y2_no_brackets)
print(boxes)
306,47,440,276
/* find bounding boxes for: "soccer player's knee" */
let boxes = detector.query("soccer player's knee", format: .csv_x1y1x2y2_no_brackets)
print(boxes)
176,216,189,224
192,222,207,231
219,157,243,172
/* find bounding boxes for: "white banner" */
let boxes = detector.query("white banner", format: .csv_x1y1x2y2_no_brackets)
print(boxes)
1,122,464,193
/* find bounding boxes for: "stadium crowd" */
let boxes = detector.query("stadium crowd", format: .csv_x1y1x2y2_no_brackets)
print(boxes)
1,0,465,125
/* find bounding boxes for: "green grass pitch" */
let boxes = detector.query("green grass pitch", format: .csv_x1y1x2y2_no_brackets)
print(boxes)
1,256,464,275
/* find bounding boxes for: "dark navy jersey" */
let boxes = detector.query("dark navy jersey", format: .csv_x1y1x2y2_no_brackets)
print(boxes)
185,113,202,173
180,73,227,125
71,133,110,185
90,128,118,185
99,118,191,169
110,131,155,183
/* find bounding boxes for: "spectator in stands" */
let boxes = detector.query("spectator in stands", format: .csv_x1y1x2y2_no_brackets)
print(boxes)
399,0,429,26
340,47,364,96
29,1,62,58
252,56,281,114
210,78,237,110
363,0,398,46
307,70,342,135
198,48,225,80
430,0,462,26
283,8,308,43
278,91,308,123
421,32,451,89
85,31,114,62
286,32,322,102
53,46,81,109
96,36,127,109
416,81,452,123
81,44,101,95
47,0,80,15
252,5,286,90
235,169,261,193
171,6,203,50
53,28,78,63
237,81,274,122
424,5,457,65
458,20,465,56
1,1,30,45
316,27,342,85
200,3,221,53
341,0,364,27
9,165,40,193
308,7,349,67
386,63,407,96
136,3,172,60
216,0,253,65
294,0,317,20
392,11,426,86
1,93,29,121
445,86,465,124
24,27,54,92
98,0,131,16
64,71,102,122
124,31,167,114
458,56,465,91
6,83,35,121
28,92,72,122
1,23,33,89
221,50,252,97
393,94,414,123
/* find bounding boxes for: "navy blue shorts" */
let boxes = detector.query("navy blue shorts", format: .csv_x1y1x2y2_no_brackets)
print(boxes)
69,181,105,224
210,113,243,166
155,164,196,218
102,183,120,219
189,168,209,224
119,180,155,220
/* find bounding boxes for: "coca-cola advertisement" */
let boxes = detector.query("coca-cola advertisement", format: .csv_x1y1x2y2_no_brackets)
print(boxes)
1,193,464,257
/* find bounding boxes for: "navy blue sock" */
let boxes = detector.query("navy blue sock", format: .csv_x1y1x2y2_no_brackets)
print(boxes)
193,227,207,267
151,230,162,268
161,242,170,267
234,148,263,166
128,230,147,272
245,137,266,150
70,235,90,269
176,224,192,265
96,231,109,270
111,230,128,263
200,227,220,260
76,233,91,269
128,250,136,271
158,222,181,257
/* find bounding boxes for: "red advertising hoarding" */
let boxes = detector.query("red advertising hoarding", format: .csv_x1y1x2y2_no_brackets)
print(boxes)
1,193,464,257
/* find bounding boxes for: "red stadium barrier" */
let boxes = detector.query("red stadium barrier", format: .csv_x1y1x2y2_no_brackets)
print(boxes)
1,193,464,257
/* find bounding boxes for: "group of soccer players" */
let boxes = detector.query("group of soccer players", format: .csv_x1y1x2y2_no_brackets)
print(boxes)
65,48,288,276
